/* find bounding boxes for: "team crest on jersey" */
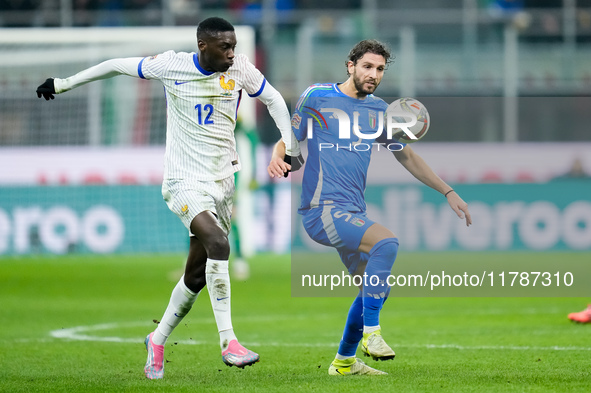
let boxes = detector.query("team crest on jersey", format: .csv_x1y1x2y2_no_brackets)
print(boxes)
219,74,235,96
291,113,302,129
147,55,158,61
181,204,189,215
350,217,365,227
368,110,377,129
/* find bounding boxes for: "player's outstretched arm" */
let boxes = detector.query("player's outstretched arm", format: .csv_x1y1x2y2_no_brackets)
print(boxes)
255,82,302,158
394,145,472,226
36,57,143,99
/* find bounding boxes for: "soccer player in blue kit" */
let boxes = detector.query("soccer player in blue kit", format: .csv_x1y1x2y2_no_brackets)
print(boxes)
268,39,472,375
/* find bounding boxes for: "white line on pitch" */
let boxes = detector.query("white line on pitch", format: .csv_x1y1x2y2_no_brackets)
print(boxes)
45,321,591,352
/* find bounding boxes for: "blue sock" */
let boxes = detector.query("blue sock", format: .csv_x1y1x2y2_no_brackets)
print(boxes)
363,238,399,327
337,293,363,357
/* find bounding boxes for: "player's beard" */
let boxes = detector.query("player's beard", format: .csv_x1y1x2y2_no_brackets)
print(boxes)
352,70,379,97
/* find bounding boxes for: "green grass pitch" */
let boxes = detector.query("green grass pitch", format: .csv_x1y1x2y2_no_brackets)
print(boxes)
1,252,589,392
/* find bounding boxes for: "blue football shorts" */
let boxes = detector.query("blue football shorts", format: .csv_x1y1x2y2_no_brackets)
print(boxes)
300,204,376,275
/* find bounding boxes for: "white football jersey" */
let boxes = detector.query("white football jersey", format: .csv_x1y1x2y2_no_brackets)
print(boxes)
139,51,266,181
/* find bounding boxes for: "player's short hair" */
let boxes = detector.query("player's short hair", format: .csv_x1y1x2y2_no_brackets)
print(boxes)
197,17,235,40
346,39,393,75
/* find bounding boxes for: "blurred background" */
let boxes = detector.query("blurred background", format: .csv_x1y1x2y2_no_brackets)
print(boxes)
0,0,590,256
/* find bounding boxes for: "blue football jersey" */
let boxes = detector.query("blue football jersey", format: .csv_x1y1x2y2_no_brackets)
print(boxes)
292,83,391,213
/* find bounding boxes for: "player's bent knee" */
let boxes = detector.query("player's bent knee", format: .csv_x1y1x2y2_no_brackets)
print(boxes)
369,238,399,260
366,238,399,280
202,235,230,259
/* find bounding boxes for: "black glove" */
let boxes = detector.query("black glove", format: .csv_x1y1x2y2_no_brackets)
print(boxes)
283,154,305,178
36,78,56,100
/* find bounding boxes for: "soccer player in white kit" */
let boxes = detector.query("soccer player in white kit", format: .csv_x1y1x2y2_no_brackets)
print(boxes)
36,17,301,379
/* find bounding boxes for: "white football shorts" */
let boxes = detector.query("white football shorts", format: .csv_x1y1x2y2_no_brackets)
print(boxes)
162,176,235,236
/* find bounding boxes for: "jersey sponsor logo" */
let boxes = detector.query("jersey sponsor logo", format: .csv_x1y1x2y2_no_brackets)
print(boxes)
175,80,190,85
291,113,302,129
219,74,235,96
147,55,158,61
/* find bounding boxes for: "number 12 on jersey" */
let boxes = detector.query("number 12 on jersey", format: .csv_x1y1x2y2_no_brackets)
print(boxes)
194,104,214,125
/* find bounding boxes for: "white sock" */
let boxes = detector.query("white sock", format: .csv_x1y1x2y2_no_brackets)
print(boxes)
335,353,354,360
363,325,380,335
219,329,237,351
205,258,237,350
153,275,199,346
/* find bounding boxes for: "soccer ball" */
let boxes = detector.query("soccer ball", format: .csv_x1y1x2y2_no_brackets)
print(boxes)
386,97,430,144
